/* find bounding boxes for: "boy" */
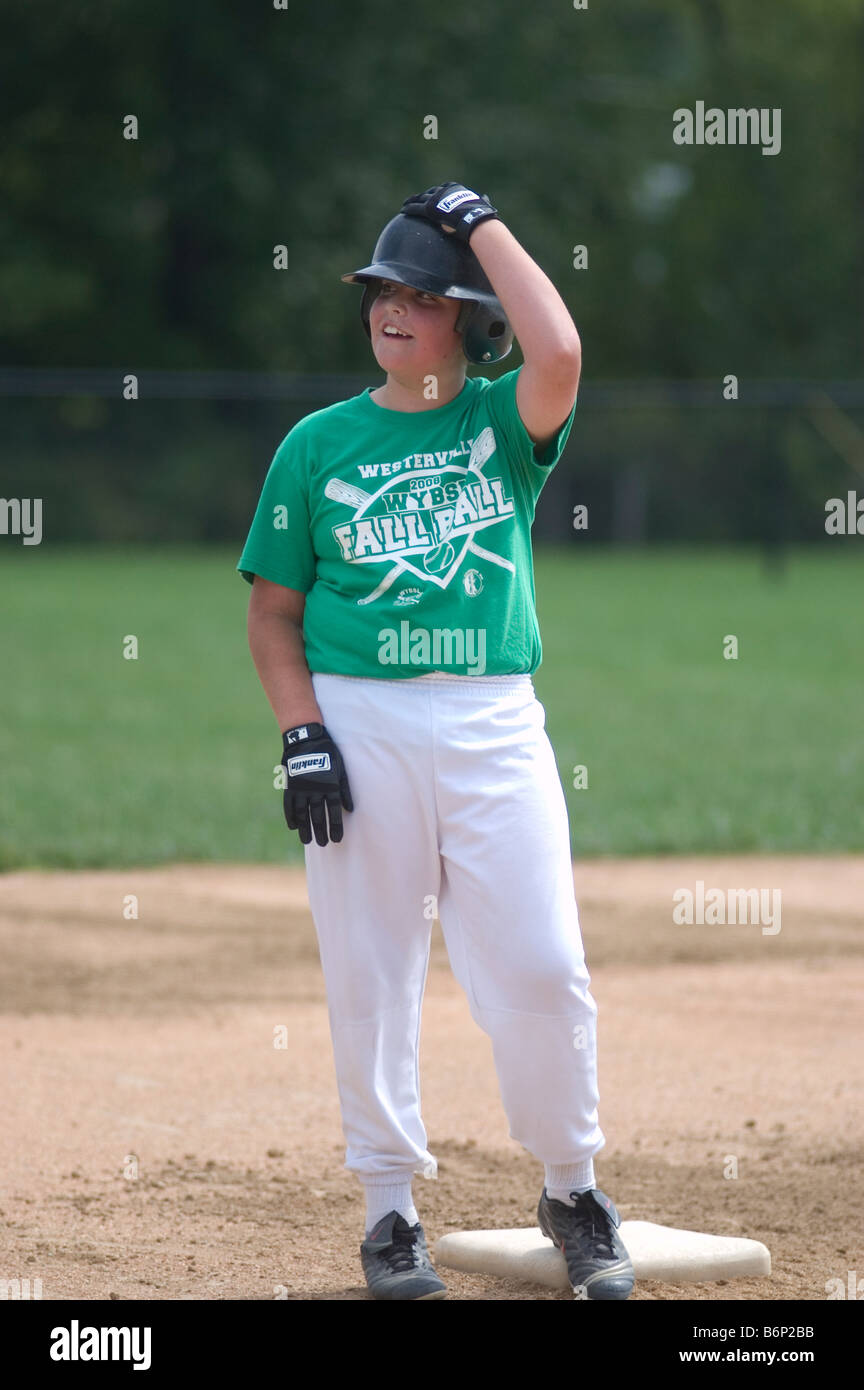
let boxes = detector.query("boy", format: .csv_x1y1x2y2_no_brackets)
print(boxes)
238,183,634,1301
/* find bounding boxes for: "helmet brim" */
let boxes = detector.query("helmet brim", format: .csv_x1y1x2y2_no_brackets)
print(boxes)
341,261,493,305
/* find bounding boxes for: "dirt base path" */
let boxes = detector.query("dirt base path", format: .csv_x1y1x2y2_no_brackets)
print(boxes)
1,857,862,1301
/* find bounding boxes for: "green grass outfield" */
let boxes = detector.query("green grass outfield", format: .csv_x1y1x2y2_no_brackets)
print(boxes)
1,545,861,869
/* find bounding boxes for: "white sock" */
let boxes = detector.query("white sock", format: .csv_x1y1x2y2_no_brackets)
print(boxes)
363,1179,419,1235
544,1160,596,1206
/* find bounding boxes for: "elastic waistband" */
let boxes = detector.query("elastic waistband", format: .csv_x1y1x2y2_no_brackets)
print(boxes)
312,671,534,695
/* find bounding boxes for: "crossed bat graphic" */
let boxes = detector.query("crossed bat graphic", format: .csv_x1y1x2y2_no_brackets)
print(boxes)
324,426,513,605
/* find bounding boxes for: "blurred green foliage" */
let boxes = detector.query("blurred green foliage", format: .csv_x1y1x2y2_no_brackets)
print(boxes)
1,0,861,375
1,0,862,542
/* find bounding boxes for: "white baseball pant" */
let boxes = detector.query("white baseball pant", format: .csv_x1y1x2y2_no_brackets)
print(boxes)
302,670,605,1188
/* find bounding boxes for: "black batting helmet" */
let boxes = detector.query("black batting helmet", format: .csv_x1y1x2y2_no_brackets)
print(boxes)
341,213,513,365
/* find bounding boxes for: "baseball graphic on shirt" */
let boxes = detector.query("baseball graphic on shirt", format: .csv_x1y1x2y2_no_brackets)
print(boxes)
423,541,456,574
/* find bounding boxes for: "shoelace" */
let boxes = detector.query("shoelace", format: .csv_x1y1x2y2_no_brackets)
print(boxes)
380,1223,425,1273
563,1194,618,1259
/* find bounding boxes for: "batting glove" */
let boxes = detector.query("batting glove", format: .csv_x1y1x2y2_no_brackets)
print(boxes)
281,722,354,847
399,181,499,245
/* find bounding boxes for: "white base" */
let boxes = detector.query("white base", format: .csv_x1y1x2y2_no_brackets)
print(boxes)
434,1222,771,1288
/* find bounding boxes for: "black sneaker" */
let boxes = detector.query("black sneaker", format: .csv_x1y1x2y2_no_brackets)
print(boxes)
360,1211,447,1300
538,1187,634,1300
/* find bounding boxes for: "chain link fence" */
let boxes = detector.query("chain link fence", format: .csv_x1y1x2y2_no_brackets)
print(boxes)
2,369,862,549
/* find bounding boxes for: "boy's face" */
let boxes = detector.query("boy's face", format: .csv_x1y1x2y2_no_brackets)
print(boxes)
369,279,465,375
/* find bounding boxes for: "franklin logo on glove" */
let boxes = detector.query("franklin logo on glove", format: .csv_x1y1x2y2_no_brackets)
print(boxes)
286,752,331,775
438,188,482,214
399,181,499,245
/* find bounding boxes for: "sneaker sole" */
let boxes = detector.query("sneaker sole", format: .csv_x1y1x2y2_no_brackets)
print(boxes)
578,1260,634,1299
361,1259,448,1301
364,1281,447,1301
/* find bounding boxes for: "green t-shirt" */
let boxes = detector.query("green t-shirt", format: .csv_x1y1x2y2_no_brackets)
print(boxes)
237,365,576,678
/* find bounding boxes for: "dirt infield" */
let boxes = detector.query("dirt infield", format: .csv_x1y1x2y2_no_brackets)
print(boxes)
1,856,862,1301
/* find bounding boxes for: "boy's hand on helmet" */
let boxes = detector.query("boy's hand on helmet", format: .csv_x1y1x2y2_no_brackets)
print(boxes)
281,722,354,847
399,182,499,245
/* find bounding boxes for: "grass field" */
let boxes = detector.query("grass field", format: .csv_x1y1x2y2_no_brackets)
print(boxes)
1,545,861,868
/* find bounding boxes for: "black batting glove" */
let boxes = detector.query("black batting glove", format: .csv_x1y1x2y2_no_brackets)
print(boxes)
281,722,354,847
399,182,499,245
